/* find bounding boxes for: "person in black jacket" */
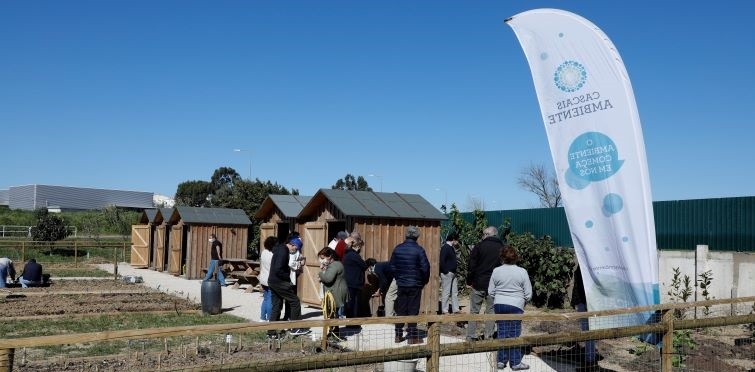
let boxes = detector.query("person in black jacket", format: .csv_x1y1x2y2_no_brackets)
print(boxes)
19,258,43,288
439,231,460,314
466,226,503,341
268,237,310,337
369,259,394,316
342,237,367,318
389,226,430,344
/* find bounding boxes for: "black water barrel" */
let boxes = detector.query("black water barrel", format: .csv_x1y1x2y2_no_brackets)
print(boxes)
201,280,222,315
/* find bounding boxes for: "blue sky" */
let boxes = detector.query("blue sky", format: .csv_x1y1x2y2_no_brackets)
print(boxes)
2,0,754,211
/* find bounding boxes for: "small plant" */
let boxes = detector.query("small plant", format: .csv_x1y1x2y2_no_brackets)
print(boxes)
697,270,714,316
666,267,697,368
632,342,651,356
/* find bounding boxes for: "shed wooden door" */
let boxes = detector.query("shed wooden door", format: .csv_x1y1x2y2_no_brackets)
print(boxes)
130,225,150,268
155,226,166,272
300,222,326,305
168,225,183,275
260,223,275,248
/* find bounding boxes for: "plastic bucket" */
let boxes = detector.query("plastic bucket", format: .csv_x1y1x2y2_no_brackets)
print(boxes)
383,359,418,372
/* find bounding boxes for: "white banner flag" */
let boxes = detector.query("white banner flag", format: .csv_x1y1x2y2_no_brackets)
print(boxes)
506,9,659,329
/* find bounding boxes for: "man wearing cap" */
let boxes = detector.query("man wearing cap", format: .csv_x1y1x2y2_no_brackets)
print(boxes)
268,237,310,337
389,226,430,344
203,234,226,286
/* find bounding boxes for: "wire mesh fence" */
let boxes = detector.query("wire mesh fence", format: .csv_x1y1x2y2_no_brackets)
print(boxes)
0,296,752,372
0,240,128,278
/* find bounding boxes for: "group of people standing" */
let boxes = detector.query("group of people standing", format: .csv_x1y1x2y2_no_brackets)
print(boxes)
253,226,431,343
440,226,533,371
210,223,589,371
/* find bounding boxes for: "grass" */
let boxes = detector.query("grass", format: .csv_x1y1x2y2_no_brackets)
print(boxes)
46,267,113,277
1,313,259,360
0,312,246,338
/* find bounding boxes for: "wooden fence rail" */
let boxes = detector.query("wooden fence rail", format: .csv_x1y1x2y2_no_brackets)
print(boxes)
0,296,753,371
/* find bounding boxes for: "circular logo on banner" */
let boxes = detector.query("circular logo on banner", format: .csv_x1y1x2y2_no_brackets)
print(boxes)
554,60,587,92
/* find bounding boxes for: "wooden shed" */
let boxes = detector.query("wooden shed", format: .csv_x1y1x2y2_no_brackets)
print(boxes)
164,206,252,279
153,207,174,272
253,195,312,246
295,189,447,314
131,209,160,268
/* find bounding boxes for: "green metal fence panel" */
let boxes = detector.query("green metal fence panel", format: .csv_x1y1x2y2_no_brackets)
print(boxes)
457,196,755,252
654,196,755,251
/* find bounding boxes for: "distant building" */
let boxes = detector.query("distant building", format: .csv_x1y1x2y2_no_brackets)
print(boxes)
0,184,154,211
153,194,175,208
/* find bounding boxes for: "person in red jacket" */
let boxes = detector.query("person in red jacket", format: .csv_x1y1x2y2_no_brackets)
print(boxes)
334,231,349,260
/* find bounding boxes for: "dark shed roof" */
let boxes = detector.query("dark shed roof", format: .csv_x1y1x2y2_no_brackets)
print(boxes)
300,189,447,220
160,208,174,220
253,195,312,220
168,206,252,225
141,209,157,223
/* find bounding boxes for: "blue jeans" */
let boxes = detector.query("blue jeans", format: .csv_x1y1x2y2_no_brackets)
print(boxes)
0,266,7,288
495,303,524,366
260,285,272,321
20,278,41,288
203,259,226,285
576,303,596,363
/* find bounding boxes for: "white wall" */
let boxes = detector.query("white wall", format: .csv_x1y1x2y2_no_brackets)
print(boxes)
658,246,754,315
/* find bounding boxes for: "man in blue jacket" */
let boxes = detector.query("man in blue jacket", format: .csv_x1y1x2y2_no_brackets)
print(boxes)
389,226,430,344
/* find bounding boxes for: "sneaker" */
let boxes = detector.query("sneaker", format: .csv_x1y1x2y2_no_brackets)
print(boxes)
511,362,530,370
394,335,406,343
290,328,311,336
497,362,506,370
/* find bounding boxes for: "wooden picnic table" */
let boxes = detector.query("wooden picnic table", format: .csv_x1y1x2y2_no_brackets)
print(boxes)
222,259,260,291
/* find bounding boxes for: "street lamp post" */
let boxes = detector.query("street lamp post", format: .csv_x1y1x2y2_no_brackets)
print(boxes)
233,149,252,180
435,187,447,209
368,174,383,192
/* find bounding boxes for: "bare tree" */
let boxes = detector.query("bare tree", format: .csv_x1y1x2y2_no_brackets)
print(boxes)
517,163,562,208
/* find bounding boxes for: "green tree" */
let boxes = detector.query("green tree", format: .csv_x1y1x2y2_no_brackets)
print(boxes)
210,167,241,192
102,206,139,240
31,209,70,242
508,232,574,307
175,180,213,207
332,174,373,191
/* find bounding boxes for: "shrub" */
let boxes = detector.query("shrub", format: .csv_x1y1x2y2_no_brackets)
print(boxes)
508,232,574,308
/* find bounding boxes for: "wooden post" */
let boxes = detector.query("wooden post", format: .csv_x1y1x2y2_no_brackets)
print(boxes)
113,247,118,280
20,241,25,262
662,310,674,371
74,240,78,267
426,321,441,372
0,348,13,372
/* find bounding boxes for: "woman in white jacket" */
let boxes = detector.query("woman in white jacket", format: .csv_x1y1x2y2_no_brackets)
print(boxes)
488,245,532,371
258,237,277,321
